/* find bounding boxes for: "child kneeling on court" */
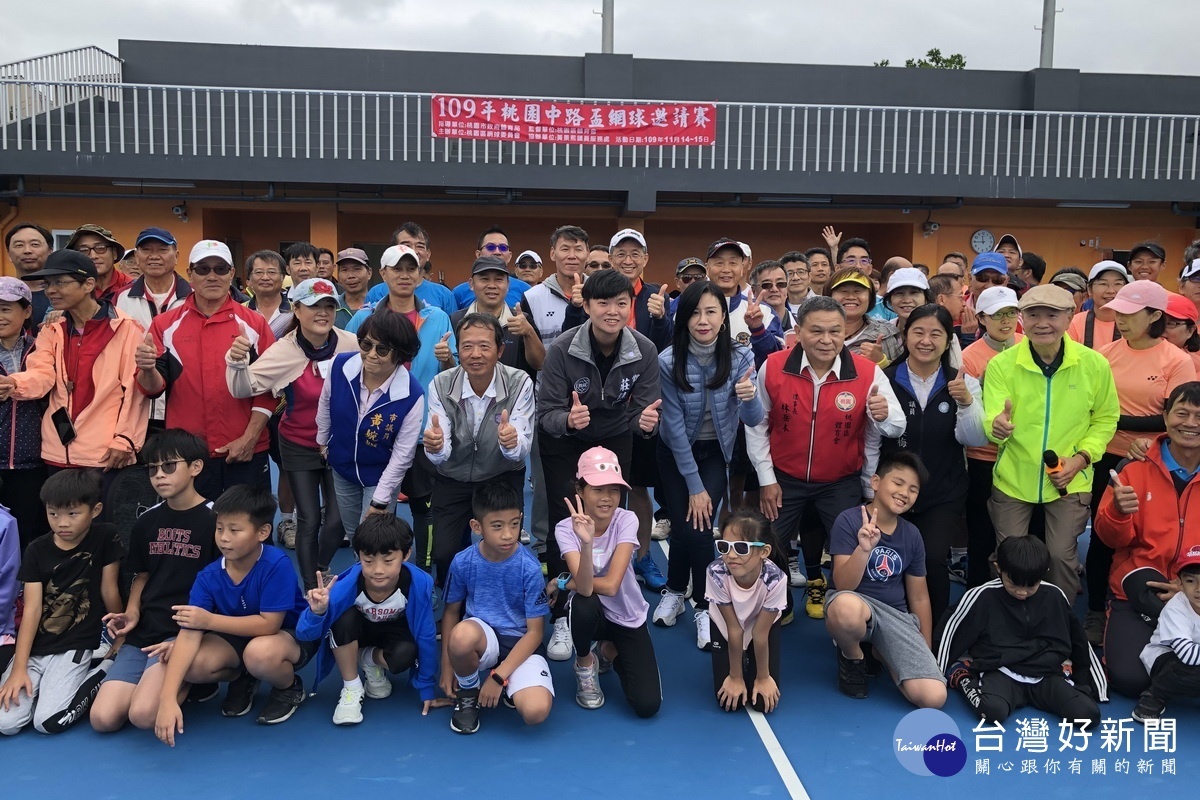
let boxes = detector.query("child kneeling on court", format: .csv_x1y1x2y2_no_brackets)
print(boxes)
91,430,218,733
706,508,786,714
441,479,552,734
554,447,661,716
154,486,316,745
937,536,1104,725
295,514,442,725
825,452,946,708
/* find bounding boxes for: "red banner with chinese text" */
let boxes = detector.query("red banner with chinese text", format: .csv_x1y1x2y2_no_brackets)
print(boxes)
431,95,717,146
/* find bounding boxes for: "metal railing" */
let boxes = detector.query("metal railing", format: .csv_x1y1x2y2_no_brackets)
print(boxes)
2,79,1199,184
1,48,123,123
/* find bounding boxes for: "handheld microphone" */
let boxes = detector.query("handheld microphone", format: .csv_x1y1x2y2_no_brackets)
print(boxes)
1043,450,1068,497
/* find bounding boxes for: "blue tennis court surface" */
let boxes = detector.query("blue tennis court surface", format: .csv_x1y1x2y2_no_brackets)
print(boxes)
4,494,1196,798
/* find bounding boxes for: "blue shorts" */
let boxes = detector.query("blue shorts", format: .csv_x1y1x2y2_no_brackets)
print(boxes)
102,640,172,685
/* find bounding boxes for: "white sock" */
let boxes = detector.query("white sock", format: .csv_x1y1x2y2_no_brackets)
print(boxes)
344,676,363,692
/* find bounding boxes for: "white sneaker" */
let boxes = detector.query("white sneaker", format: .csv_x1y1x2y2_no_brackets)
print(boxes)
519,529,532,545
694,609,713,651
548,617,573,661
788,557,808,588
359,648,392,699
653,590,685,627
332,683,365,725
651,518,671,541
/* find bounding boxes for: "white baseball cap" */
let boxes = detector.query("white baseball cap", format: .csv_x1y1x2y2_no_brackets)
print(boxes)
884,267,929,295
515,250,542,265
380,245,421,269
1088,260,1131,283
975,286,1020,316
609,228,647,250
188,240,233,266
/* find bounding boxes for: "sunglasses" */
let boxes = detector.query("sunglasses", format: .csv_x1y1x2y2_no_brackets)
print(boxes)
359,339,393,358
679,273,705,284
191,264,233,276
715,540,767,556
147,459,186,476
482,243,510,253
975,272,1007,286
757,281,788,291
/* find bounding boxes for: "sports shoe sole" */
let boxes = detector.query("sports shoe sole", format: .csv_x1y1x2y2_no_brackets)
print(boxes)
257,701,302,725
332,709,363,725
576,694,606,710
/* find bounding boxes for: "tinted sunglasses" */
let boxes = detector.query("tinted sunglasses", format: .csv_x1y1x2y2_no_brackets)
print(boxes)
147,460,186,476
975,272,1007,286
757,281,788,291
715,540,767,556
359,339,394,358
482,243,510,253
679,273,706,284
191,264,233,276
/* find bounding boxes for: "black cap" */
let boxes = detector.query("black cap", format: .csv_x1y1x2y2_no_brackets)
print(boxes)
20,250,99,282
705,238,743,261
470,256,510,276
676,257,706,275
1129,241,1166,261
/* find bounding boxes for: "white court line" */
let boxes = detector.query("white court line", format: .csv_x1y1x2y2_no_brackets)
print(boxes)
656,540,811,800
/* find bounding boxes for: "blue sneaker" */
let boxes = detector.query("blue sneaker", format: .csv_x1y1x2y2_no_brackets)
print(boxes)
634,553,667,590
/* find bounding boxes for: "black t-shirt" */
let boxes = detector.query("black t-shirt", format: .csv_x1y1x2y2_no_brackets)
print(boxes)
18,523,125,656
590,330,618,386
125,500,218,647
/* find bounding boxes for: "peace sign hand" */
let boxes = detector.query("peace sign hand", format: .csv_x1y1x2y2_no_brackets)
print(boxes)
564,494,595,545
306,571,338,616
744,290,767,331
857,505,881,554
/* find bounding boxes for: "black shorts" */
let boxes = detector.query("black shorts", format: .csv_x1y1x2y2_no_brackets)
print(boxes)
628,434,660,489
214,629,318,670
330,609,414,651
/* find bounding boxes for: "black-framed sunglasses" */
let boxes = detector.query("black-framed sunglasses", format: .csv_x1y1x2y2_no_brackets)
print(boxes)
191,264,233,276
146,460,186,476
482,243,510,253
359,339,394,358
757,281,788,291
679,273,706,284
715,540,767,556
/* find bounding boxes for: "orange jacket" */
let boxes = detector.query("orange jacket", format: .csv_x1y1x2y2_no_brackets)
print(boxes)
1094,434,1200,601
10,307,149,468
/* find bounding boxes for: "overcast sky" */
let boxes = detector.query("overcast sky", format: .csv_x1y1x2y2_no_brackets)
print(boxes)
6,0,1200,77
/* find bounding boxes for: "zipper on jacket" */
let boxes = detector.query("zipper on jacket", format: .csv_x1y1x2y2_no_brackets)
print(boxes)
1037,373,1053,504
805,374,819,481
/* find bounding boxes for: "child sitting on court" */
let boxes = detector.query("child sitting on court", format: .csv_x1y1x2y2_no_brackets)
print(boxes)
937,536,1104,725
0,470,124,735
1134,546,1200,723
295,514,441,725
441,479,552,735
706,508,786,714
554,447,660,717
90,430,218,733
154,485,315,745
824,452,946,709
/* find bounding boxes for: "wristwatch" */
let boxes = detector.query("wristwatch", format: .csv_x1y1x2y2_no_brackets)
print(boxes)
369,500,389,511
556,573,571,592
490,670,508,688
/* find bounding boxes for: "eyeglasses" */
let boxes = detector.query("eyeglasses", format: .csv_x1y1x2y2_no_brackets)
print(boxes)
611,251,646,263
1184,275,1200,284
976,272,1007,286
191,264,233,276
757,281,788,291
786,269,810,278
74,244,112,255
841,256,872,267
482,243,510,253
359,339,394,358
147,460,186,476
250,270,281,279
986,310,1019,321
45,277,84,290
1166,319,1194,330
679,274,705,284
715,540,767,556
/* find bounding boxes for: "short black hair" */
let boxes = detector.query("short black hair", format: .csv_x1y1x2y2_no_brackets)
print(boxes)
942,251,967,264
359,308,420,365
142,429,209,467
582,268,633,302
550,225,589,248
875,451,928,487
804,247,832,263
213,484,277,529
245,250,285,275
1180,563,1200,579
588,244,610,255
5,222,52,250
455,312,504,349
472,479,523,521
927,274,958,299
1166,381,1200,414
996,536,1050,587
284,242,320,263
476,225,508,250
1148,314,1168,340
1021,252,1047,282
391,222,430,248
837,237,871,263
750,260,786,287
41,468,103,508
317,248,335,261
354,514,413,556
779,251,809,268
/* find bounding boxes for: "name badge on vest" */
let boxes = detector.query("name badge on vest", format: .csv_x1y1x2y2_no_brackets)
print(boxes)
317,360,333,380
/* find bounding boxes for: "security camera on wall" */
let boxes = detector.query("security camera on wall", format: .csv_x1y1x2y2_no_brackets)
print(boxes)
172,203,188,223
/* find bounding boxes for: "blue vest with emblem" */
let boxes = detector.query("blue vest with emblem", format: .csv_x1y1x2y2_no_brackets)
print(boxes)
326,352,423,487
881,360,966,514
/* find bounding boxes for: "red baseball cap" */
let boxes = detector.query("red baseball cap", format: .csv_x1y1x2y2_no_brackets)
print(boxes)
1166,292,1199,324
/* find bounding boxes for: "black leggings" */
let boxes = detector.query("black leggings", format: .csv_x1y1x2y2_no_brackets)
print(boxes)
964,670,1100,725
966,458,998,587
1105,597,1160,698
658,439,727,609
903,502,964,624
330,608,418,674
710,617,781,713
431,470,525,588
1085,452,1124,613
288,465,343,591
569,592,661,718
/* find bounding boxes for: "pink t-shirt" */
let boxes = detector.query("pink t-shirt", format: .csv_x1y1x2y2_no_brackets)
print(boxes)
705,558,787,649
555,507,648,629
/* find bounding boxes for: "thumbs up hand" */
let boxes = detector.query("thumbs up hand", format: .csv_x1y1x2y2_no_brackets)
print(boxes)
867,383,889,422
434,331,453,364
228,328,252,363
136,332,159,371
647,284,669,319
423,413,445,453
639,398,663,433
1109,470,1140,516
946,368,972,407
567,391,590,431
570,276,585,308
735,367,757,402
993,398,1015,440
744,290,766,331
497,408,518,450
506,307,532,337
860,334,887,364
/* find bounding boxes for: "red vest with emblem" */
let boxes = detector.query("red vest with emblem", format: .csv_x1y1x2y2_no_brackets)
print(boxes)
762,347,877,483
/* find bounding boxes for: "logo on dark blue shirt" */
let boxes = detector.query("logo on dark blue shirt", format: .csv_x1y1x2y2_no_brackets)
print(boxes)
867,546,902,581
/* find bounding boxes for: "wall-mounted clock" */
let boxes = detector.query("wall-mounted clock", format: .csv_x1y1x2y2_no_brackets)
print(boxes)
970,229,996,254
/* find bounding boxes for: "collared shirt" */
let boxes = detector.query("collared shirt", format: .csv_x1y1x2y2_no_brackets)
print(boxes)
425,370,534,466
1031,339,1066,378
246,295,294,339
1161,439,1200,484
0,336,27,376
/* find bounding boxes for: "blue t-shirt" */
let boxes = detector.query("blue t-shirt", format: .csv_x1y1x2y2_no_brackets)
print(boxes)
188,544,306,629
829,507,926,613
444,544,549,639
451,279,532,311
367,279,458,314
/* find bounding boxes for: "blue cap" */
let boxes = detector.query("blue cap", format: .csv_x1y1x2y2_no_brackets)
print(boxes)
971,252,1007,276
135,227,176,247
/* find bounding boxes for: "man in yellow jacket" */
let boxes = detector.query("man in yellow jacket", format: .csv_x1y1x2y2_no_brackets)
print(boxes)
983,284,1119,597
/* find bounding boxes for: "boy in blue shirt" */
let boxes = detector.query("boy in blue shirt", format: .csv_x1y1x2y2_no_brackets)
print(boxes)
296,515,443,725
154,485,314,745
91,430,218,733
441,480,552,734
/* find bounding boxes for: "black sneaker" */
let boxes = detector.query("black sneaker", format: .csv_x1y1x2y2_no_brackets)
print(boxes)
187,682,220,704
1132,692,1166,724
256,676,305,725
837,649,868,699
450,686,482,734
221,672,261,717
